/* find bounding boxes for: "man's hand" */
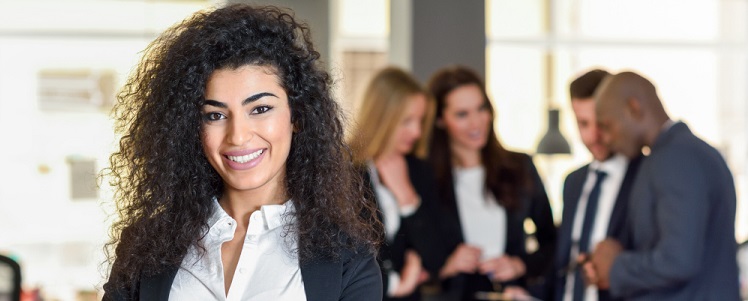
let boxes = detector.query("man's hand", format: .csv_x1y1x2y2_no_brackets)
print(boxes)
587,238,623,289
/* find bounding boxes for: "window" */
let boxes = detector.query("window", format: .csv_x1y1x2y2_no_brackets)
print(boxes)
486,0,748,241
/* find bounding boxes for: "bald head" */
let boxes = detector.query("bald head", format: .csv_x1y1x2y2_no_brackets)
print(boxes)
594,71,670,158
595,71,667,119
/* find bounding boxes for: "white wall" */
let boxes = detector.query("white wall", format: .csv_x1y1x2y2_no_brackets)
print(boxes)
0,1,211,300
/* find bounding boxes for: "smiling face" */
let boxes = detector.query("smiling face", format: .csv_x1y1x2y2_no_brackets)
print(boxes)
388,93,427,155
440,84,492,156
200,65,293,197
571,97,612,161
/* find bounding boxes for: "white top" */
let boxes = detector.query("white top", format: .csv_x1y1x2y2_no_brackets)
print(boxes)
454,166,507,260
367,162,419,296
563,154,628,301
169,200,306,301
367,162,418,242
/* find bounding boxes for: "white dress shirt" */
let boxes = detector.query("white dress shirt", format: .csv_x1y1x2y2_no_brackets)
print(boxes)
169,199,306,301
454,166,507,260
367,162,419,296
563,154,628,301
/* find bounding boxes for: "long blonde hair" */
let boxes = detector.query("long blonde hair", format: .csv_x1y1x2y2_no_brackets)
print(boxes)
348,66,433,164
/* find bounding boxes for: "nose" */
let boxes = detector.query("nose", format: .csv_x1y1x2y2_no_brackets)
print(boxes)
592,125,603,143
227,116,252,146
468,112,486,130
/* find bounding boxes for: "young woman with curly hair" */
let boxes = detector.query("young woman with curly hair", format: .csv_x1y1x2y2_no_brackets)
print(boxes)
427,66,556,301
102,4,382,300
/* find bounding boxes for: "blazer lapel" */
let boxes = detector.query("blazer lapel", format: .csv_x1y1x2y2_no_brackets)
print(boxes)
300,258,342,301
556,165,587,268
140,266,179,300
607,154,643,245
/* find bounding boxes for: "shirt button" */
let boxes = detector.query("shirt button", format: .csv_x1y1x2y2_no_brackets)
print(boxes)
247,235,257,242
239,268,247,274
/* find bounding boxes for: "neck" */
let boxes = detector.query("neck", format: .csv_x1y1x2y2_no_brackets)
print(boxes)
450,145,481,168
219,178,287,229
376,149,405,162
643,115,671,147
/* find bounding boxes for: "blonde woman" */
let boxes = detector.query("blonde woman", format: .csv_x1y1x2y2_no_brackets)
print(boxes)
348,67,446,301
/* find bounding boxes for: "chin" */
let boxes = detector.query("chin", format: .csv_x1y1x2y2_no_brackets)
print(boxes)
223,176,269,192
592,152,613,162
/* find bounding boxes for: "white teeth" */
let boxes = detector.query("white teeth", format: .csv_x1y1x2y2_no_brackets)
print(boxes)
227,149,264,163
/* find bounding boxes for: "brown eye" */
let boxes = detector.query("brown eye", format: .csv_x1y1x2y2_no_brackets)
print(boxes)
251,105,273,114
202,112,225,121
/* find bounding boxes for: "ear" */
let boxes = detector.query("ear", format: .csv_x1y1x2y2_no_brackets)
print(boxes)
626,97,643,120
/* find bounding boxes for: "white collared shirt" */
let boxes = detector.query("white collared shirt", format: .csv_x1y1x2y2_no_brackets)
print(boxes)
367,162,418,243
563,154,629,301
169,200,306,301
367,161,419,296
454,166,507,260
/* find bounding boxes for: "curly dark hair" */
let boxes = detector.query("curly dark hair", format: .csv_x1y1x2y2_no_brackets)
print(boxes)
103,3,381,294
427,66,529,211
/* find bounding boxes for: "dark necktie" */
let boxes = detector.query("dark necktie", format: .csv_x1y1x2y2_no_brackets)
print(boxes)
573,169,607,301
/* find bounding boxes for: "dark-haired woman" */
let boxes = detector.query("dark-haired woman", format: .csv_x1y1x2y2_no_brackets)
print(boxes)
427,66,556,301
102,4,382,301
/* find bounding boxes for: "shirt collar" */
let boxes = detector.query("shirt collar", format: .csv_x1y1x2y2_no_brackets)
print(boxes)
661,119,676,133
207,197,294,232
589,153,628,176
259,200,294,231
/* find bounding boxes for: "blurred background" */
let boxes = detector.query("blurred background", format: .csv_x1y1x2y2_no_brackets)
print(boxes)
0,0,745,300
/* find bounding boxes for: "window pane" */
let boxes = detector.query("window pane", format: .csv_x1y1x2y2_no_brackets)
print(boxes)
574,0,719,41
574,47,719,143
486,45,545,153
486,0,545,38
338,0,388,37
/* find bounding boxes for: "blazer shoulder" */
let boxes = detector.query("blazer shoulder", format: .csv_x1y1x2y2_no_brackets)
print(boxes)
565,164,590,185
338,248,383,301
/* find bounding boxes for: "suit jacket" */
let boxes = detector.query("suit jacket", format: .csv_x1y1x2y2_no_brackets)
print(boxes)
551,155,642,301
438,152,557,300
363,155,448,301
609,122,740,300
102,248,382,301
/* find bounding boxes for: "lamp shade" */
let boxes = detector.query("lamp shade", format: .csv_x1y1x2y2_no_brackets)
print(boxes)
537,108,571,154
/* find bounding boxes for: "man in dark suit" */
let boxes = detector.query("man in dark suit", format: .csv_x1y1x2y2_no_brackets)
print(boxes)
552,69,641,301
586,71,740,300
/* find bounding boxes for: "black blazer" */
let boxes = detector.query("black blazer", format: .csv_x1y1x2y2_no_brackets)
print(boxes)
551,155,642,301
437,152,557,300
363,155,448,301
102,248,382,301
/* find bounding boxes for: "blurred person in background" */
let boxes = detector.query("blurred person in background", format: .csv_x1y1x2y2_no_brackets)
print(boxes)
585,71,740,300
551,69,641,301
348,66,447,301
102,4,382,300
427,65,556,301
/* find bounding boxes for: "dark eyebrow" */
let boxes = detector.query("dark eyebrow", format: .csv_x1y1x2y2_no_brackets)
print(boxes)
202,92,279,108
243,92,278,105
